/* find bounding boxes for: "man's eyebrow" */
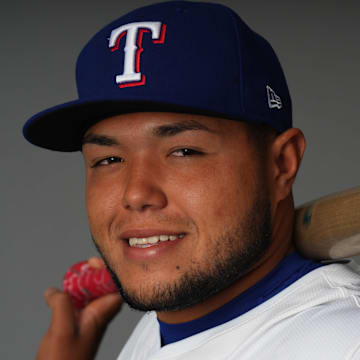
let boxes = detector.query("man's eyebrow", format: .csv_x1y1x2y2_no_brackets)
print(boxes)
81,119,217,146
152,120,217,137
82,134,120,147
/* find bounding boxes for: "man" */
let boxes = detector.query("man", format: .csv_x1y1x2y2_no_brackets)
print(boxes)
24,1,360,359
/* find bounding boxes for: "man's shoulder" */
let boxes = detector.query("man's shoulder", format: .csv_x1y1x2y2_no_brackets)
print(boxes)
250,263,360,359
274,261,360,307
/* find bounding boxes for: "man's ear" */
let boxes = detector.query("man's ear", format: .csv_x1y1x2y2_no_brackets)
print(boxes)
269,128,306,202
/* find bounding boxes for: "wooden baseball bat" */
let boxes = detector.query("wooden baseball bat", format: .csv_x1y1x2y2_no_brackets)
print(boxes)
294,186,360,260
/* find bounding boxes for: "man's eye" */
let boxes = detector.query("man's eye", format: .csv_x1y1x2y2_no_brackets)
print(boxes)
92,156,124,167
171,148,203,157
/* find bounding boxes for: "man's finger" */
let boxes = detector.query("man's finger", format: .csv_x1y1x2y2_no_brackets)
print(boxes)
45,287,78,337
79,293,122,338
87,257,106,269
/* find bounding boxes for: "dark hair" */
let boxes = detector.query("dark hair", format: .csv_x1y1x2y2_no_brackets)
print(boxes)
246,123,278,160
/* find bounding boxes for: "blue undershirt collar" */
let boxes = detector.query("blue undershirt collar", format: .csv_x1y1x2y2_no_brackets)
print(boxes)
158,251,324,346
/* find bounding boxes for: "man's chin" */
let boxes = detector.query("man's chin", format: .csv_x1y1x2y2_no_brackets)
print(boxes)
108,274,204,312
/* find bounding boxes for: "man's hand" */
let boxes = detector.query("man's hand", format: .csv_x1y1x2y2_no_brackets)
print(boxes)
36,258,122,360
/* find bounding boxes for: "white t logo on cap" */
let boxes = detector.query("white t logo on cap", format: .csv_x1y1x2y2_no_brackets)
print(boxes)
109,21,167,88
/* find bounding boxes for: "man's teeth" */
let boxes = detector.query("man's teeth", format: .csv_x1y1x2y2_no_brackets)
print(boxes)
129,234,184,247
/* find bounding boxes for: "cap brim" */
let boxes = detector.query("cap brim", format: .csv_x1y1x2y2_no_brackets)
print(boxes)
23,98,240,152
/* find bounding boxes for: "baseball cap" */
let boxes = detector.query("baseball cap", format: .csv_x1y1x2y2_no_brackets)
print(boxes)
23,1,292,152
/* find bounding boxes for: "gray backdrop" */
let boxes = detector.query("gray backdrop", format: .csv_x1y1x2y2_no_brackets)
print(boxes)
2,0,360,359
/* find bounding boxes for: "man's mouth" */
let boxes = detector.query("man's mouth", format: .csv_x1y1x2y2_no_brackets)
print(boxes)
127,234,185,248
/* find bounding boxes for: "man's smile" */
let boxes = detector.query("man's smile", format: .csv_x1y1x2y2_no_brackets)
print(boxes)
127,233,186,247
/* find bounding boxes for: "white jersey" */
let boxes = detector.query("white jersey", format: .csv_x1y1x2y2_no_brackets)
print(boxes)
117,263,360,359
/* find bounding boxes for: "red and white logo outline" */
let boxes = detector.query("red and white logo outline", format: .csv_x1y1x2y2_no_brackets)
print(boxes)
109,21,167,88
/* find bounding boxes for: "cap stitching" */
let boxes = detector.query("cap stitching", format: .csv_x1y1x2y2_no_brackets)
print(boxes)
226,9,244,114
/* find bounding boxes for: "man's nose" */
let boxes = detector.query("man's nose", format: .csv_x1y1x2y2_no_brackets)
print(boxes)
121,159,168,212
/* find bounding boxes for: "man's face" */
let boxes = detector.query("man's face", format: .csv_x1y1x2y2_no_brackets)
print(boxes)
82,112,272,311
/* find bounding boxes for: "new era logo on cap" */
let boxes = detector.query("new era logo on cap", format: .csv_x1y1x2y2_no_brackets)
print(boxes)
267,85,282,109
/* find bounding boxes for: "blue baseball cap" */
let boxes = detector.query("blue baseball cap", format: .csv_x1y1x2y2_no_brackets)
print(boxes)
23,1,292,152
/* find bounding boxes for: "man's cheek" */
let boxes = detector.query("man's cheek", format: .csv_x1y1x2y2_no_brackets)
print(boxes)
86,189,115,227
87,206,109,248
